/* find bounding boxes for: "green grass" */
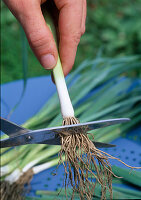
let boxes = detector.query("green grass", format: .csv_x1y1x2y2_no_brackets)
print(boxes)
1,1,49,83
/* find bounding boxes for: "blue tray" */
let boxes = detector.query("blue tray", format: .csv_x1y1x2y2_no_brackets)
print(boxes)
1,76,141,198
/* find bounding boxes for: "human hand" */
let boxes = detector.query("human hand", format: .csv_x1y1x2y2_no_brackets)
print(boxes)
3,0,86,76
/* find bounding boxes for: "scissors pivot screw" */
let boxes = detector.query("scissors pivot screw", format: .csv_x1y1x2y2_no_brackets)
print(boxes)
26,135,32,141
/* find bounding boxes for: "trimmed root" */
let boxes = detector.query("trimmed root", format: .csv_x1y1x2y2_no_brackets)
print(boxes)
63,117,79,126
0,169,33,200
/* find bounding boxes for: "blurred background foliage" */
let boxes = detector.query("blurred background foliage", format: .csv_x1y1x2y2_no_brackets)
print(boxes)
1,0,141,83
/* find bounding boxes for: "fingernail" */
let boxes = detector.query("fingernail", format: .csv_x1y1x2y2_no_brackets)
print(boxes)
41,54,56,69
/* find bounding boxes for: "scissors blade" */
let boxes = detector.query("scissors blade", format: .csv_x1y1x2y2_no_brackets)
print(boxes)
46,118,130,134
0,129,59,148
39,139,116,148
85,118,130,131
0,118,129,148
92,141,116,148
0,117,29,137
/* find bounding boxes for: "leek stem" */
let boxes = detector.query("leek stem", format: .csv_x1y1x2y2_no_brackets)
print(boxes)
33,156,62,174
43,10,75,119
53,58,75,118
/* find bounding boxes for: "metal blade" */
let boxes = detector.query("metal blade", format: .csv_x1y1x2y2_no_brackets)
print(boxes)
0,117,29,137
46,118,130,134
92,141,116,148
86,118,130,131
38,139,116,148
38,138,61,145
0,129,58,148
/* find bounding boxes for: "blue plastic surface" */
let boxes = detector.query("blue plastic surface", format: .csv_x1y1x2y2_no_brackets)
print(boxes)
1,76,141,198
1,76,56,124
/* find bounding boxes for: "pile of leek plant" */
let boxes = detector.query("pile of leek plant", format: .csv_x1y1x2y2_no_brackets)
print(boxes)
1,55,141,199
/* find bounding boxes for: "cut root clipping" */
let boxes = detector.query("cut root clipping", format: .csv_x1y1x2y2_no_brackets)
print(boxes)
59,117,140,200
0,169,33,200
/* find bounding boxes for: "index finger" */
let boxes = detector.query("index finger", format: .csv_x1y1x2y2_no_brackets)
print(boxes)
54,0,83,76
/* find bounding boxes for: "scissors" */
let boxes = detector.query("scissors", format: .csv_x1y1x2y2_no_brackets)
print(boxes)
0,117,130,148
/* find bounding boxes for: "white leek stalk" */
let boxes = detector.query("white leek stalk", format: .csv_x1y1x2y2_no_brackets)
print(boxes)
5,169,22,184
33,156,62,174
43,10,75,119
53,58,74,118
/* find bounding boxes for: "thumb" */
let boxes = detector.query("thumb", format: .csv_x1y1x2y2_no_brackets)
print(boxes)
18,3,58,69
